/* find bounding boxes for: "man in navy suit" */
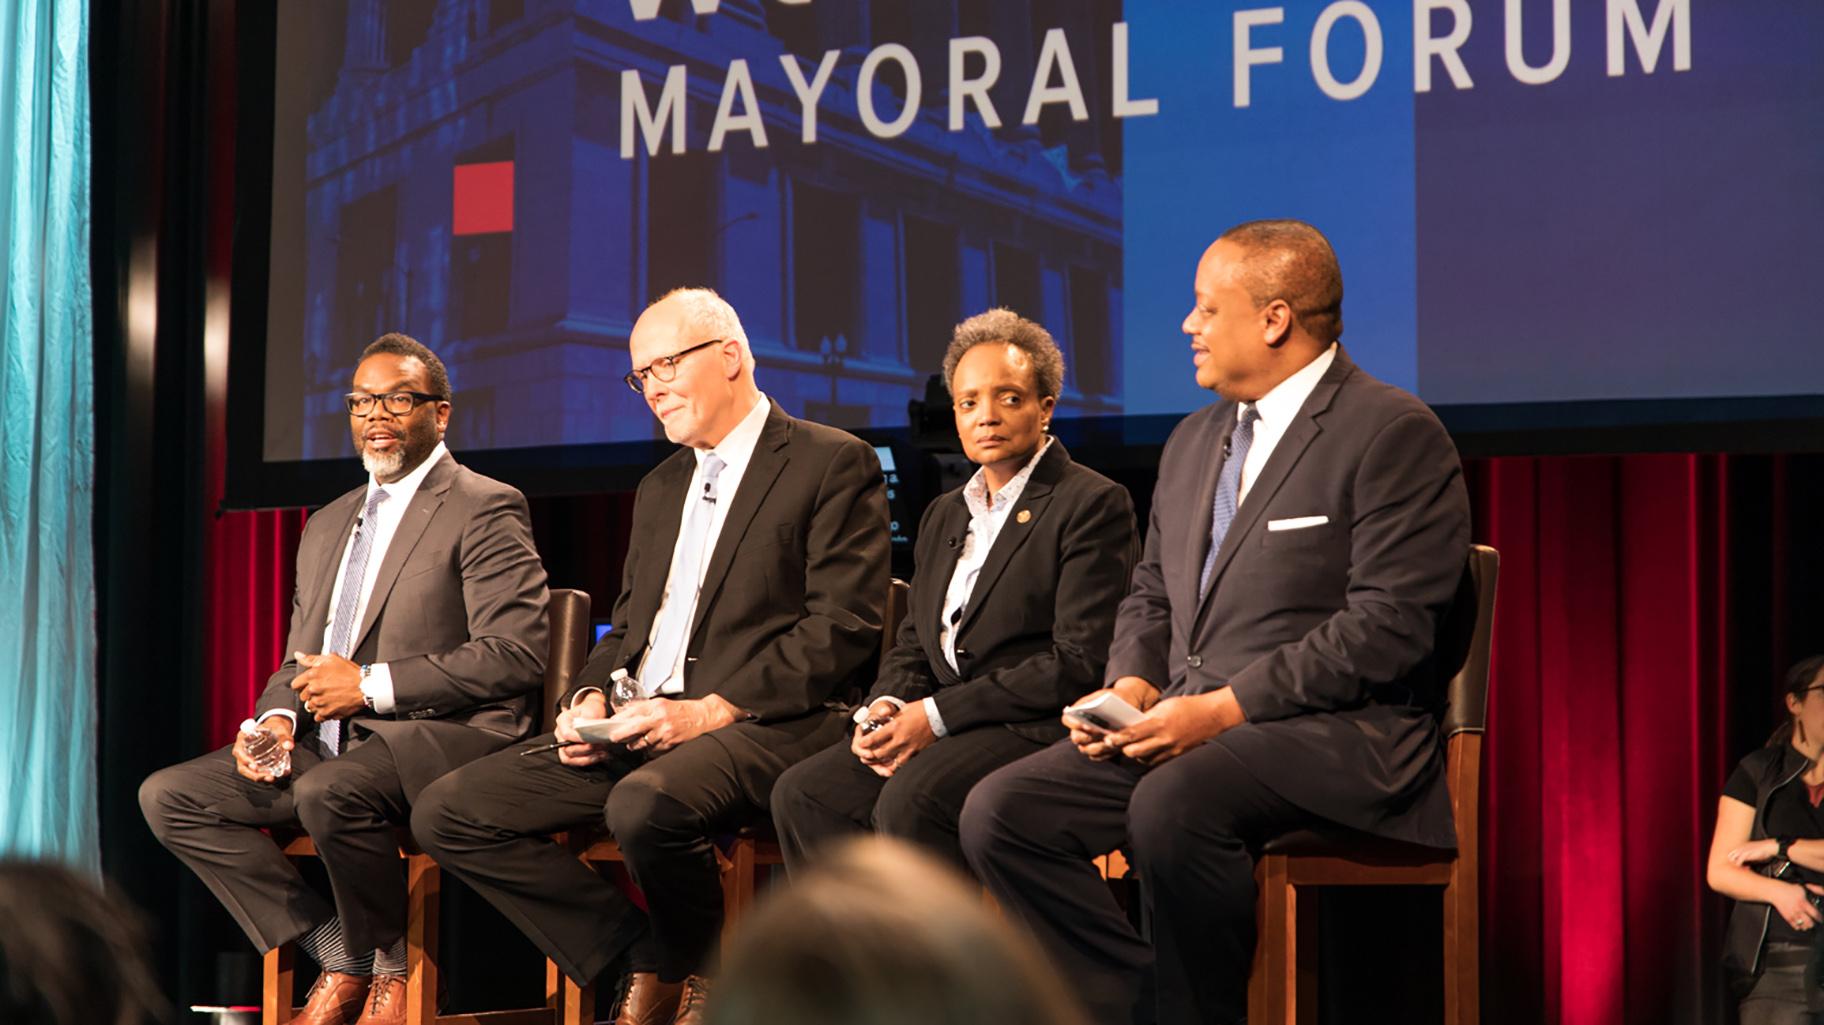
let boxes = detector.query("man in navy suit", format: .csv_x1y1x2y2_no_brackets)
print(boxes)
960,220,1471,1025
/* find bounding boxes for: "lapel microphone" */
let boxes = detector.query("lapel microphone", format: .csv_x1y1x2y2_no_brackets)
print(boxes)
1222,436,1233,458
946,535,961,549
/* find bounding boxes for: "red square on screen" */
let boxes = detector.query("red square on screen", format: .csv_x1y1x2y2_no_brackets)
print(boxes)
453,161,514,235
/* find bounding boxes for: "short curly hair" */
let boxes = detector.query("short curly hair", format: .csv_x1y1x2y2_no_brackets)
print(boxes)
940,308,1065,400
359,332,452,401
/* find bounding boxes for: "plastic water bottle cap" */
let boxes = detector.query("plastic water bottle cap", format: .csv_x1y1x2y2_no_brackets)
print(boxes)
610,668,629,682
240,718,260,734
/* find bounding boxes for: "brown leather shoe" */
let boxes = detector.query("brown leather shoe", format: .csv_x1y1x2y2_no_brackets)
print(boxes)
294,971,369,1025
670,975,711,1025
353,972,408,1025
612,971,682,1025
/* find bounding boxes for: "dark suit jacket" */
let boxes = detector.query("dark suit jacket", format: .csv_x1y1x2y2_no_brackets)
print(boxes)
256,452,551,799
870,440,1138,745
570,402,890,755
1108,348,1470,847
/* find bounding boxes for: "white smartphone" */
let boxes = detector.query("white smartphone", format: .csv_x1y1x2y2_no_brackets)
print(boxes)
1063,692,1145,733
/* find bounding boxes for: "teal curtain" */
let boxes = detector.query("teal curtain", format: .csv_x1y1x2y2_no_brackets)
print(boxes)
0,0,96,866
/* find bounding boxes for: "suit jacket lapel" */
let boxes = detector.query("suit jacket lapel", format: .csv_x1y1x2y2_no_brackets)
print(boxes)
955,441,1067,635
302,493,364,648
352,454,454,653
1197,354,1352,609
691,405,791,639
626,452,694,645
917,499,970,685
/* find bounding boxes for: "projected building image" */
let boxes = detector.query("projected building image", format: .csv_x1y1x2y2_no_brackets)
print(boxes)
287,0,1125,459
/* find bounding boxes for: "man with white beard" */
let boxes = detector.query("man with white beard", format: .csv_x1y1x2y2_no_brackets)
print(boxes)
140,334,550,1025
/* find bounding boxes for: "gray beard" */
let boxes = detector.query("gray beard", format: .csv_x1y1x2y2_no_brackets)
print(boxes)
361,445,405,480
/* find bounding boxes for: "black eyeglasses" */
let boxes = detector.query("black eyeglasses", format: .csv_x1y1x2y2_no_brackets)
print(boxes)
624,339,722,394
345,391,444,416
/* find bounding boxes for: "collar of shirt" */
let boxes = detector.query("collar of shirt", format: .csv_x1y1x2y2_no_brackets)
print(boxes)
695,392,770,483
1237,344,1336,505
962,434,1052,520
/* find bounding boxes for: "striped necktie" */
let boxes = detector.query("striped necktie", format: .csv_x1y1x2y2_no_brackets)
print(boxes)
1199,406,1257,595
321,486,390,755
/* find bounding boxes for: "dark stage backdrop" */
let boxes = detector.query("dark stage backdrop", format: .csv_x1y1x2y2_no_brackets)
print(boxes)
195,448,1824,1025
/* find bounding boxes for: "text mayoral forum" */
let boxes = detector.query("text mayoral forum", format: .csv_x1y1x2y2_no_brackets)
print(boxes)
615,0,1695,159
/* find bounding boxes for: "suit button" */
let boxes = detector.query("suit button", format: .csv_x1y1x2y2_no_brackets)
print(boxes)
955,648,971,660
1186,655,1203,670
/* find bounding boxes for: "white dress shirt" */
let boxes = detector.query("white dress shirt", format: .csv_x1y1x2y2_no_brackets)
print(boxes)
1237,344,1337,506
261,441,449,729
634,393,773,696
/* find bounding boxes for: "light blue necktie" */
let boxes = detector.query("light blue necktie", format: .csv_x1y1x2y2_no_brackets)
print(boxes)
640,454,726,694
321,486,390,755
1199,406,1258,595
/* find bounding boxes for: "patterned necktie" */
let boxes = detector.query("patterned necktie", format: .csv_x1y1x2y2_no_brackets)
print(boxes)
1199,406,1258,595
322,486,390,756
640,454,727,694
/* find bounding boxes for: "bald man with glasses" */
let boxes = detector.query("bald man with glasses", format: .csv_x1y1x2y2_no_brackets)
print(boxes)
413,288,890,1025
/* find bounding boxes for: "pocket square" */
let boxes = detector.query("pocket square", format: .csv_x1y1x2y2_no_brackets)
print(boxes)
1267,515,1329,532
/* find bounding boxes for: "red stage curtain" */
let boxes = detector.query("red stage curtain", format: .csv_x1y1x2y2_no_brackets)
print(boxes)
201,508,307,747
1471,454,1750,1025
201,454,1804,1023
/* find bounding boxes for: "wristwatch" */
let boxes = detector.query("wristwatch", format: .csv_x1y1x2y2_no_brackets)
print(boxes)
1778,836,1796,861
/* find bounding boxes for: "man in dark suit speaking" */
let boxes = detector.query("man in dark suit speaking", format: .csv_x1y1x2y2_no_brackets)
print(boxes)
960,221,1472,1025
140,334,550,1025
412,288,889,1025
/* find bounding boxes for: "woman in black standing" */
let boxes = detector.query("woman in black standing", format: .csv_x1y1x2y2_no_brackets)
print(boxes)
1710,655,1824,1024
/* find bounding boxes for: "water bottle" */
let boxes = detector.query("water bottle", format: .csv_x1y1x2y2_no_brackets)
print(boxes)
240,718,291,778
609,668,643,714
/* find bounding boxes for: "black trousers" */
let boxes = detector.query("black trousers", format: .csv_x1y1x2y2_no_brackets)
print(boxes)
138,733,415,954
412,716,846,985
960,738,1320,1025
771,724,1047,874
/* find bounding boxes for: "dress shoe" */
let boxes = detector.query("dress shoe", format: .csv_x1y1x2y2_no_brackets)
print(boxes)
354,971,408,1025
612,971,682,1025
294,971,369,1025
670,974,711,1025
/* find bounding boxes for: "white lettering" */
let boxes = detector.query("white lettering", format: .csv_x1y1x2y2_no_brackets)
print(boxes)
621,66,686,158
858,44,922,139
1234,8,1286,109
627,0,721,22
1111,22,1159,118
1415,0,1474,92
779,51,839,144
1505,0,1571,86
708,59,768,151
1310,2,1383,101
949,37,1003,130
1607,0,1690,76
1023,28,1089,124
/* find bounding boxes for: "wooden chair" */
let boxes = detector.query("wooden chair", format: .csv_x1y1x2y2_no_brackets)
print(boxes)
1245,544,1500,1025
262,587,594,1025
554,578,912,1025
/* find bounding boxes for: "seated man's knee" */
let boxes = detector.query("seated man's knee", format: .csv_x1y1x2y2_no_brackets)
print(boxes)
957,764,1030,865
292,764,380,831
409,772,470,855
768,757,819,828
604,774,697,860
137,765,187,838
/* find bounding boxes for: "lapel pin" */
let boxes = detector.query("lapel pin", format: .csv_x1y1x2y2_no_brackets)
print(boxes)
1016,509,1032,524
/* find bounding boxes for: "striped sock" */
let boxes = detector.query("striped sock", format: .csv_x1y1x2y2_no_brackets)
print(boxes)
295,919,373,975
372,937,408,976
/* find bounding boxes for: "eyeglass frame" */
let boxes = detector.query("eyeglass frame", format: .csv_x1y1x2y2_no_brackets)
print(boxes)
344,391,446,416
624,338,723,394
